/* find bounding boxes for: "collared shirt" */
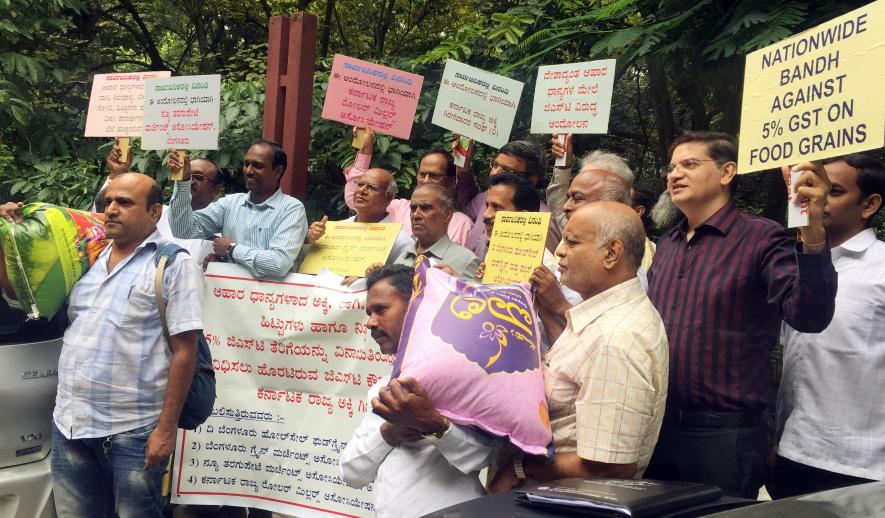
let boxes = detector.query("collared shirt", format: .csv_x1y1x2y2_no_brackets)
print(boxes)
394,235,481,278
544,278,668,478
776,229,885,480
340,375,496,518
169,182,307,279
648,201,837,411
54,230,203,439
343,152,474,245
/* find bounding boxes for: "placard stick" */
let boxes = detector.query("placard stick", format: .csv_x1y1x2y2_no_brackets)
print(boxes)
554,135,567,168
117,137,130,163
351,128,367,149
170,150,187,181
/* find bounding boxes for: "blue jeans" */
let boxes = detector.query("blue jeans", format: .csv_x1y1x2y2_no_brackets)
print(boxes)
51,422,167,518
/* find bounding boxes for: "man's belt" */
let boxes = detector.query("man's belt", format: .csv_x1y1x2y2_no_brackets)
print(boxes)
664,408,764,428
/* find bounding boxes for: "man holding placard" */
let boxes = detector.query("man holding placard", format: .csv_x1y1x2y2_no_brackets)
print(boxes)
644,131,837,498
168,139,307,279
343,127,474,245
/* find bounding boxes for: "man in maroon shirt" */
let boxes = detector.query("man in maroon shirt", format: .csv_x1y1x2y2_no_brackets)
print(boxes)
643,132,837,498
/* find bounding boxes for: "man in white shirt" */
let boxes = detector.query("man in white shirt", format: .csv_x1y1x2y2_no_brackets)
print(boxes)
769,152,885,498
340,265,496,517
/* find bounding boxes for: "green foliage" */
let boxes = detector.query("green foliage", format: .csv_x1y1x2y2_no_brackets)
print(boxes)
2,157,102,210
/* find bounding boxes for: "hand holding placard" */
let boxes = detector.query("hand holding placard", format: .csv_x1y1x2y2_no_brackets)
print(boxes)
166,149,190,182
552,134,572,168
782,162,831,251
451,134,473,169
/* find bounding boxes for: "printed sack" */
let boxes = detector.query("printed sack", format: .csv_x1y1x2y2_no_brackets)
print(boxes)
392,258,552,454
0,203,108,318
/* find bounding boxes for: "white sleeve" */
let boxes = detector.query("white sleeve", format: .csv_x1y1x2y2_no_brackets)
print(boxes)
339,385,394,488
433,423,497,475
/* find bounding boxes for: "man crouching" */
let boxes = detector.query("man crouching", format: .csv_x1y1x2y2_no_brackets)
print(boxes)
339,265,496,517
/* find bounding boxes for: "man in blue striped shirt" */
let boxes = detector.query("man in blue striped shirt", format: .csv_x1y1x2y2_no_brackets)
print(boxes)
168,139,307,279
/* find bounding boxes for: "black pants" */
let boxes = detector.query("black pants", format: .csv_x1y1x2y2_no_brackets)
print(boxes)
767,455,875,499
644,415,768,499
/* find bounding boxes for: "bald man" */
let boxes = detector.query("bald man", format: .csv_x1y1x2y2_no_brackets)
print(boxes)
308,168,412,265
51,173,204,518
490,202,668,490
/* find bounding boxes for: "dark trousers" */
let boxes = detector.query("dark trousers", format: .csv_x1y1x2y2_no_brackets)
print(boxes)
644,412,768,499
767,455,875,499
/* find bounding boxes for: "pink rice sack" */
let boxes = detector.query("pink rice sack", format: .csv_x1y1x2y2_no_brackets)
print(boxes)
392,258,552,454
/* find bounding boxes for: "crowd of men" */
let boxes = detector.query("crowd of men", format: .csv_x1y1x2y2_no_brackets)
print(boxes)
1,128,883,518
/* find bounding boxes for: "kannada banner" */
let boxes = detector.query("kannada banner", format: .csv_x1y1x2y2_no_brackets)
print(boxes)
84,71,172,137
482,211,551,284
530,59,616,134
171,263,391,517
299,221,403,277
142,74,221,150
431,60,524,148
738,1,885,173
321,54,424,139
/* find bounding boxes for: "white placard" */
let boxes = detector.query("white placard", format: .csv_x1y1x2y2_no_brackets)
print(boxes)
142,75,221,150
531,59,616,134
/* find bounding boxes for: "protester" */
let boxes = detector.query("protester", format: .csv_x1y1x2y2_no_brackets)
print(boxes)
643,131,838,499
456,138,561,258
632,186,658,236
489,202,668,490
168,138,307,279
393,184,480,278
307,168,412,264
650,191,683,232
50,173,203,517
769,152,885,498
343,127,473,244
340,264,496,518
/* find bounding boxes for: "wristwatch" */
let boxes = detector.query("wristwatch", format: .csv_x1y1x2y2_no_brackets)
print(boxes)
422,417,450,440
513,455,527,481
226,242,237,257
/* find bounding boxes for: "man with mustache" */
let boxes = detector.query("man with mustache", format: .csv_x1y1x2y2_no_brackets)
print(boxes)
392,184,480,278
167,138,307,279
50,173,203,517
340,265,495,518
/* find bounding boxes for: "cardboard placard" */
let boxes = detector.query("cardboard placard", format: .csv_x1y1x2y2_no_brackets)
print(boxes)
431,60,524,148
530,59,617,135
142,75,221,150
482,211,550,284
738,1,885,173
84,71,172,137
321,54,424,139
299,221,404,277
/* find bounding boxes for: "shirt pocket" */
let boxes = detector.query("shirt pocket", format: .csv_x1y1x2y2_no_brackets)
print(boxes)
119,286,162,362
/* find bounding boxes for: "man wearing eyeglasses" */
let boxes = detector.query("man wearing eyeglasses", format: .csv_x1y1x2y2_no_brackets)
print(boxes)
455,138,561,260
642,131,837,499
343,127,474,245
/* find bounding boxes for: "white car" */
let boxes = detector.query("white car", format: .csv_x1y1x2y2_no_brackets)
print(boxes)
0,299,64,518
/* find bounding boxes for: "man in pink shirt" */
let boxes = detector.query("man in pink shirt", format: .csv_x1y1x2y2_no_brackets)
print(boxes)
343,127,473,245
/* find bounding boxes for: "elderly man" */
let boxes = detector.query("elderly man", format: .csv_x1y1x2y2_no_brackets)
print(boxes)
393,184,480,278
490,202,668,491
769,152,885,498
344,127,473,244
51,173,203,517
340,265,496,518
456,139,561,258
168,138,307,279
644,132,837,498
308,168,412,264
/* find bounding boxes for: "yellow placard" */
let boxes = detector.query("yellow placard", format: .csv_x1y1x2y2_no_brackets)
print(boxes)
482,211,550,284
738,0,885,174
299,221,403,277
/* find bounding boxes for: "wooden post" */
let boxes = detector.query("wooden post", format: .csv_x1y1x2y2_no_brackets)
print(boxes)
264,13,317,200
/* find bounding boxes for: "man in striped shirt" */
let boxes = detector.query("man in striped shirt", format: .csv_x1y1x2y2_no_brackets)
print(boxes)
168,138,307,279
644,131,837,498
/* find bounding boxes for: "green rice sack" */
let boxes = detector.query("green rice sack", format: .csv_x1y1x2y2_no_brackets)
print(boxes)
0,203,109,319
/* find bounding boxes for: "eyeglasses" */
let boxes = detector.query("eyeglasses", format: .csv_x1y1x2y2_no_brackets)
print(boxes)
417,171,451,181
659,158,721,176
489,159,521,175
355,180,384,193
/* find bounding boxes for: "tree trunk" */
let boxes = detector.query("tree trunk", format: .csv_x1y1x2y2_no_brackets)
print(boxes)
646,56,676,167
321,0,336,57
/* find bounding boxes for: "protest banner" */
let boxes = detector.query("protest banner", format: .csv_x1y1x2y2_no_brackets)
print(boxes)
530,59,617,135
171,263,390,517
142,74,221,150
482,211,551,284
321,54,424,139
738,0,885,174
431,60,524,148
299,221,403,276
84,71,172,137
